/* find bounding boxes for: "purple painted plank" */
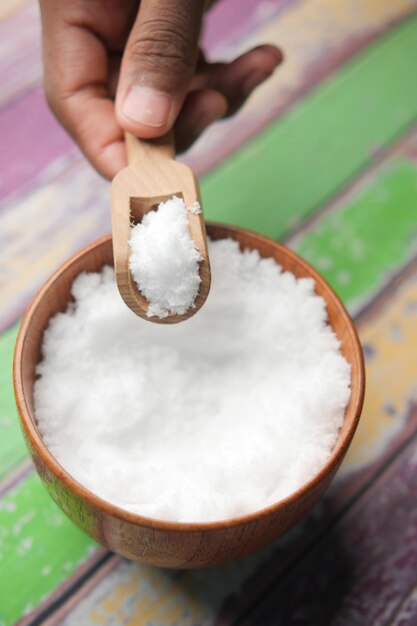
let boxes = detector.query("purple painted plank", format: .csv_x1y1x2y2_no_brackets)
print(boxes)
0,0,292,208
203,0,293,55
0,87,76,204
239,412,417,626
0,2,42,108
389,587,417,626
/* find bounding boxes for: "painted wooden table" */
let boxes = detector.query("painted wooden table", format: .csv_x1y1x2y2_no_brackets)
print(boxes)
1,1,417,624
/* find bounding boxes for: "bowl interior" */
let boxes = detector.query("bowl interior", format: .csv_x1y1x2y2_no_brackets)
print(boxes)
15,224,364,526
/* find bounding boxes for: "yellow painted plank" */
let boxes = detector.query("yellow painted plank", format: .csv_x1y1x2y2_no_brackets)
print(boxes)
186,0,417,172
0,0,29,21
42,267,417,626
342,274,417,472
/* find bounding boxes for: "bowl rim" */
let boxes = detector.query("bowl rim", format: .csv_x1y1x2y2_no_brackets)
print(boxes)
13,224,365,532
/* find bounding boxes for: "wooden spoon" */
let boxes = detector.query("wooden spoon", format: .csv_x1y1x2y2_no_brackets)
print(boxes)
111,131,211,324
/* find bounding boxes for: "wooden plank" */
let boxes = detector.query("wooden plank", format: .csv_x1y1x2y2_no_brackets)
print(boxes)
187,0,417,174
20,243,417,626
0,87,76,205
293,158,417,316
0,0,290,111
2,142,417,480
0,160,110,333
200,14,417,235
0,323,26,480
0,0,291,206
0,474,98,626
2,140,417,624
238,413,417,626
202,0,292,55
388,587,417,626
340,268,417,474
0,0,414,210
2,16,417,334
0,2,42,108
1,12,417,624
0,0,29,21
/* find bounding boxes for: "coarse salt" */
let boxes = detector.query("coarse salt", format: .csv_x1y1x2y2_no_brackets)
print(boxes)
34,238,351,523
129,196,202,318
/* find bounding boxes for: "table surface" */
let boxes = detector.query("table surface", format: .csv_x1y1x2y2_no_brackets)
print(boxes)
1,1,417,624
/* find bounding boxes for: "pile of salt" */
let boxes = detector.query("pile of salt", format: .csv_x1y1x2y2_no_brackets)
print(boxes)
34,239,351,523
129,196,202,318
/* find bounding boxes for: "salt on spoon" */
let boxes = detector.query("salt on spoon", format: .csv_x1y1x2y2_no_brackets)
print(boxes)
111,131,211,323
129,196,203,319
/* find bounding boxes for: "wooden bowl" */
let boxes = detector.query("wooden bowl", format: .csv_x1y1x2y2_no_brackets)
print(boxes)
13,224,365,568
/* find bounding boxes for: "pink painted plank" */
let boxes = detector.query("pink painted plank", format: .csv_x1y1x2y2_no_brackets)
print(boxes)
18,252,417,626
0,87,76,204
203,0,293,55
0,0,292,207
213,257,417,625
389,588,417,626
1,0,414,210
185,3,417,175
239,413,417,626
0,2,42,108
0,0,292,111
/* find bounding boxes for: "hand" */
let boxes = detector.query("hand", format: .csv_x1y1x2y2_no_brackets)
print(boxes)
39,0,283,179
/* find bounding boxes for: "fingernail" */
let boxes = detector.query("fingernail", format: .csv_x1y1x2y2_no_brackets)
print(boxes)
243,71,272,96
122,87,171,127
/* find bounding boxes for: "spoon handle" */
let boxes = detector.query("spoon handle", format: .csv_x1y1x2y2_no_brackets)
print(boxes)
125,131,175,164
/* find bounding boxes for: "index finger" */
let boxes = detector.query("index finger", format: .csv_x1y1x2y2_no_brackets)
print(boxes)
40,2,127,179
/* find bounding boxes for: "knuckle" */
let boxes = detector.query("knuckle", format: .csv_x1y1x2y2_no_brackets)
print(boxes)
130,17,195,80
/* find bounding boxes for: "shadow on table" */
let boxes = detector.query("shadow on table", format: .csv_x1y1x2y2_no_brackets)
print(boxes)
127,497,355,625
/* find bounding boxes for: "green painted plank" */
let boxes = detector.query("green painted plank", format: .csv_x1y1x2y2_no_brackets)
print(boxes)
0,323,27,479
1,16,417,623
202,15,417,238
294,158,417,309
0,473,97,626
2,151,417,624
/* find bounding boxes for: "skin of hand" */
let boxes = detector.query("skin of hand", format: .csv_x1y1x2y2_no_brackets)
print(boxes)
39,0,283,180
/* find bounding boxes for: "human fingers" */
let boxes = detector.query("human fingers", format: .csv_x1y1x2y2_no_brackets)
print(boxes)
115,0,205,138
39,0,133,179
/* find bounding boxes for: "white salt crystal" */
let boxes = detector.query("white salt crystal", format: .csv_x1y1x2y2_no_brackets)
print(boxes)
129,196,202,318
189,201,202,214
34,239,351,523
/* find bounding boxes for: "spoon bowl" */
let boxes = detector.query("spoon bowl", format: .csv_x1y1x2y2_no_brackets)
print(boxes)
13,224,365,568
111,132,211,323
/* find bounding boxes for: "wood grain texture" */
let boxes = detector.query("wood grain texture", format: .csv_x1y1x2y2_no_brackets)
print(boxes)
1,3,417,624
213,263,417,626
3,18,417,335
111,133,211,323
202,0,292,55
0,87,75,205
0,0,414,213
0,0,290,207
200,14,417,236
293,158,417,315
2,130,417,624
186,0,417,174
0,473,98,626
0,2,41,108
0,324,26,480
27,262,417,626
0,0,29,21
238,411,417,626
2,136,417,624
0,161,110,333
13,226,364,568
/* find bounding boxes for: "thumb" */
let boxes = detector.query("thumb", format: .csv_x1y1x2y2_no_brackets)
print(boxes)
115,0,205,138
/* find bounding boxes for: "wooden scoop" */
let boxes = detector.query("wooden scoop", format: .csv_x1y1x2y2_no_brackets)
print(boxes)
111,132,211,324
